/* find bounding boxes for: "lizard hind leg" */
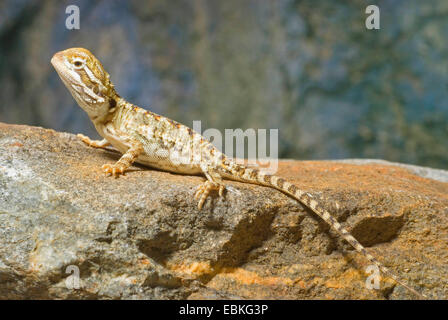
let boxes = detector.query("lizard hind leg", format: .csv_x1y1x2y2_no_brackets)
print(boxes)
194,170,226,209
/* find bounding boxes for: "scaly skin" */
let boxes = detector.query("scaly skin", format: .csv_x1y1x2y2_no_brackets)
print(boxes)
51,47,426,299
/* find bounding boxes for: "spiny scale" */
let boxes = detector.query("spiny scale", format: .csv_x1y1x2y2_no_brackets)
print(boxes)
51,47,426,299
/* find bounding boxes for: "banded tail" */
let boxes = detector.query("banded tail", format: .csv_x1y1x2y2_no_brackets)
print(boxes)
224,165,426,299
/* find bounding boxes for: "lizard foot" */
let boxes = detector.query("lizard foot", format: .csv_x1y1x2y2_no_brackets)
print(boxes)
194,181,225,209
102,163,126,178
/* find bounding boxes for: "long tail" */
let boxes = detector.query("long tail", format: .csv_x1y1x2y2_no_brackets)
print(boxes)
225,166,426,299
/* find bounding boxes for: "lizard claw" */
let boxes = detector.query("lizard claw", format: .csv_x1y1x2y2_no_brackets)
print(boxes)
102,164,126,178
194,181,225,209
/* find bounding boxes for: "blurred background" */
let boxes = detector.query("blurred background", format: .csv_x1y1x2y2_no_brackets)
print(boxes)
0,0,447,169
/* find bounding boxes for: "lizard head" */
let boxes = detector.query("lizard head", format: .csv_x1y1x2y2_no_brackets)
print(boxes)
51,48,118,122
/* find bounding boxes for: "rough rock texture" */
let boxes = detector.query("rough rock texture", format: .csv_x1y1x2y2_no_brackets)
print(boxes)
0,122,447,300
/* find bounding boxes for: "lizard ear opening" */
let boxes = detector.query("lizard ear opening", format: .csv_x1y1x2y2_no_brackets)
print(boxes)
109,98,117,109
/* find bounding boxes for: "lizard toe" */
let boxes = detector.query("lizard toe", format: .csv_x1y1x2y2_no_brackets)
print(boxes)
194,181,225,209
102,164,125,178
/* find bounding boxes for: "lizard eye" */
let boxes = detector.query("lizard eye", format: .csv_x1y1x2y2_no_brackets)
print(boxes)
73,58,84,69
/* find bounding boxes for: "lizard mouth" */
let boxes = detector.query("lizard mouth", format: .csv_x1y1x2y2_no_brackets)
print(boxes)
51,52,83,93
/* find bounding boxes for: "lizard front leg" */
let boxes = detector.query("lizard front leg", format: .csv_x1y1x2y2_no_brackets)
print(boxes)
77,134,111,149
194,167,226,209
102,141,144,178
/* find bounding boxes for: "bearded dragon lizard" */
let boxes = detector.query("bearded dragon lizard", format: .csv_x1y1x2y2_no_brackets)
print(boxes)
51,47,426,299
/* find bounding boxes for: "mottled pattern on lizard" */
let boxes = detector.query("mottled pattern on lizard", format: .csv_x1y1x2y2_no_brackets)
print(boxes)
51,47,425,299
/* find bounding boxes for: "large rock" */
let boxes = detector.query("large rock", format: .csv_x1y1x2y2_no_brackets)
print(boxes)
0,122,447,299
